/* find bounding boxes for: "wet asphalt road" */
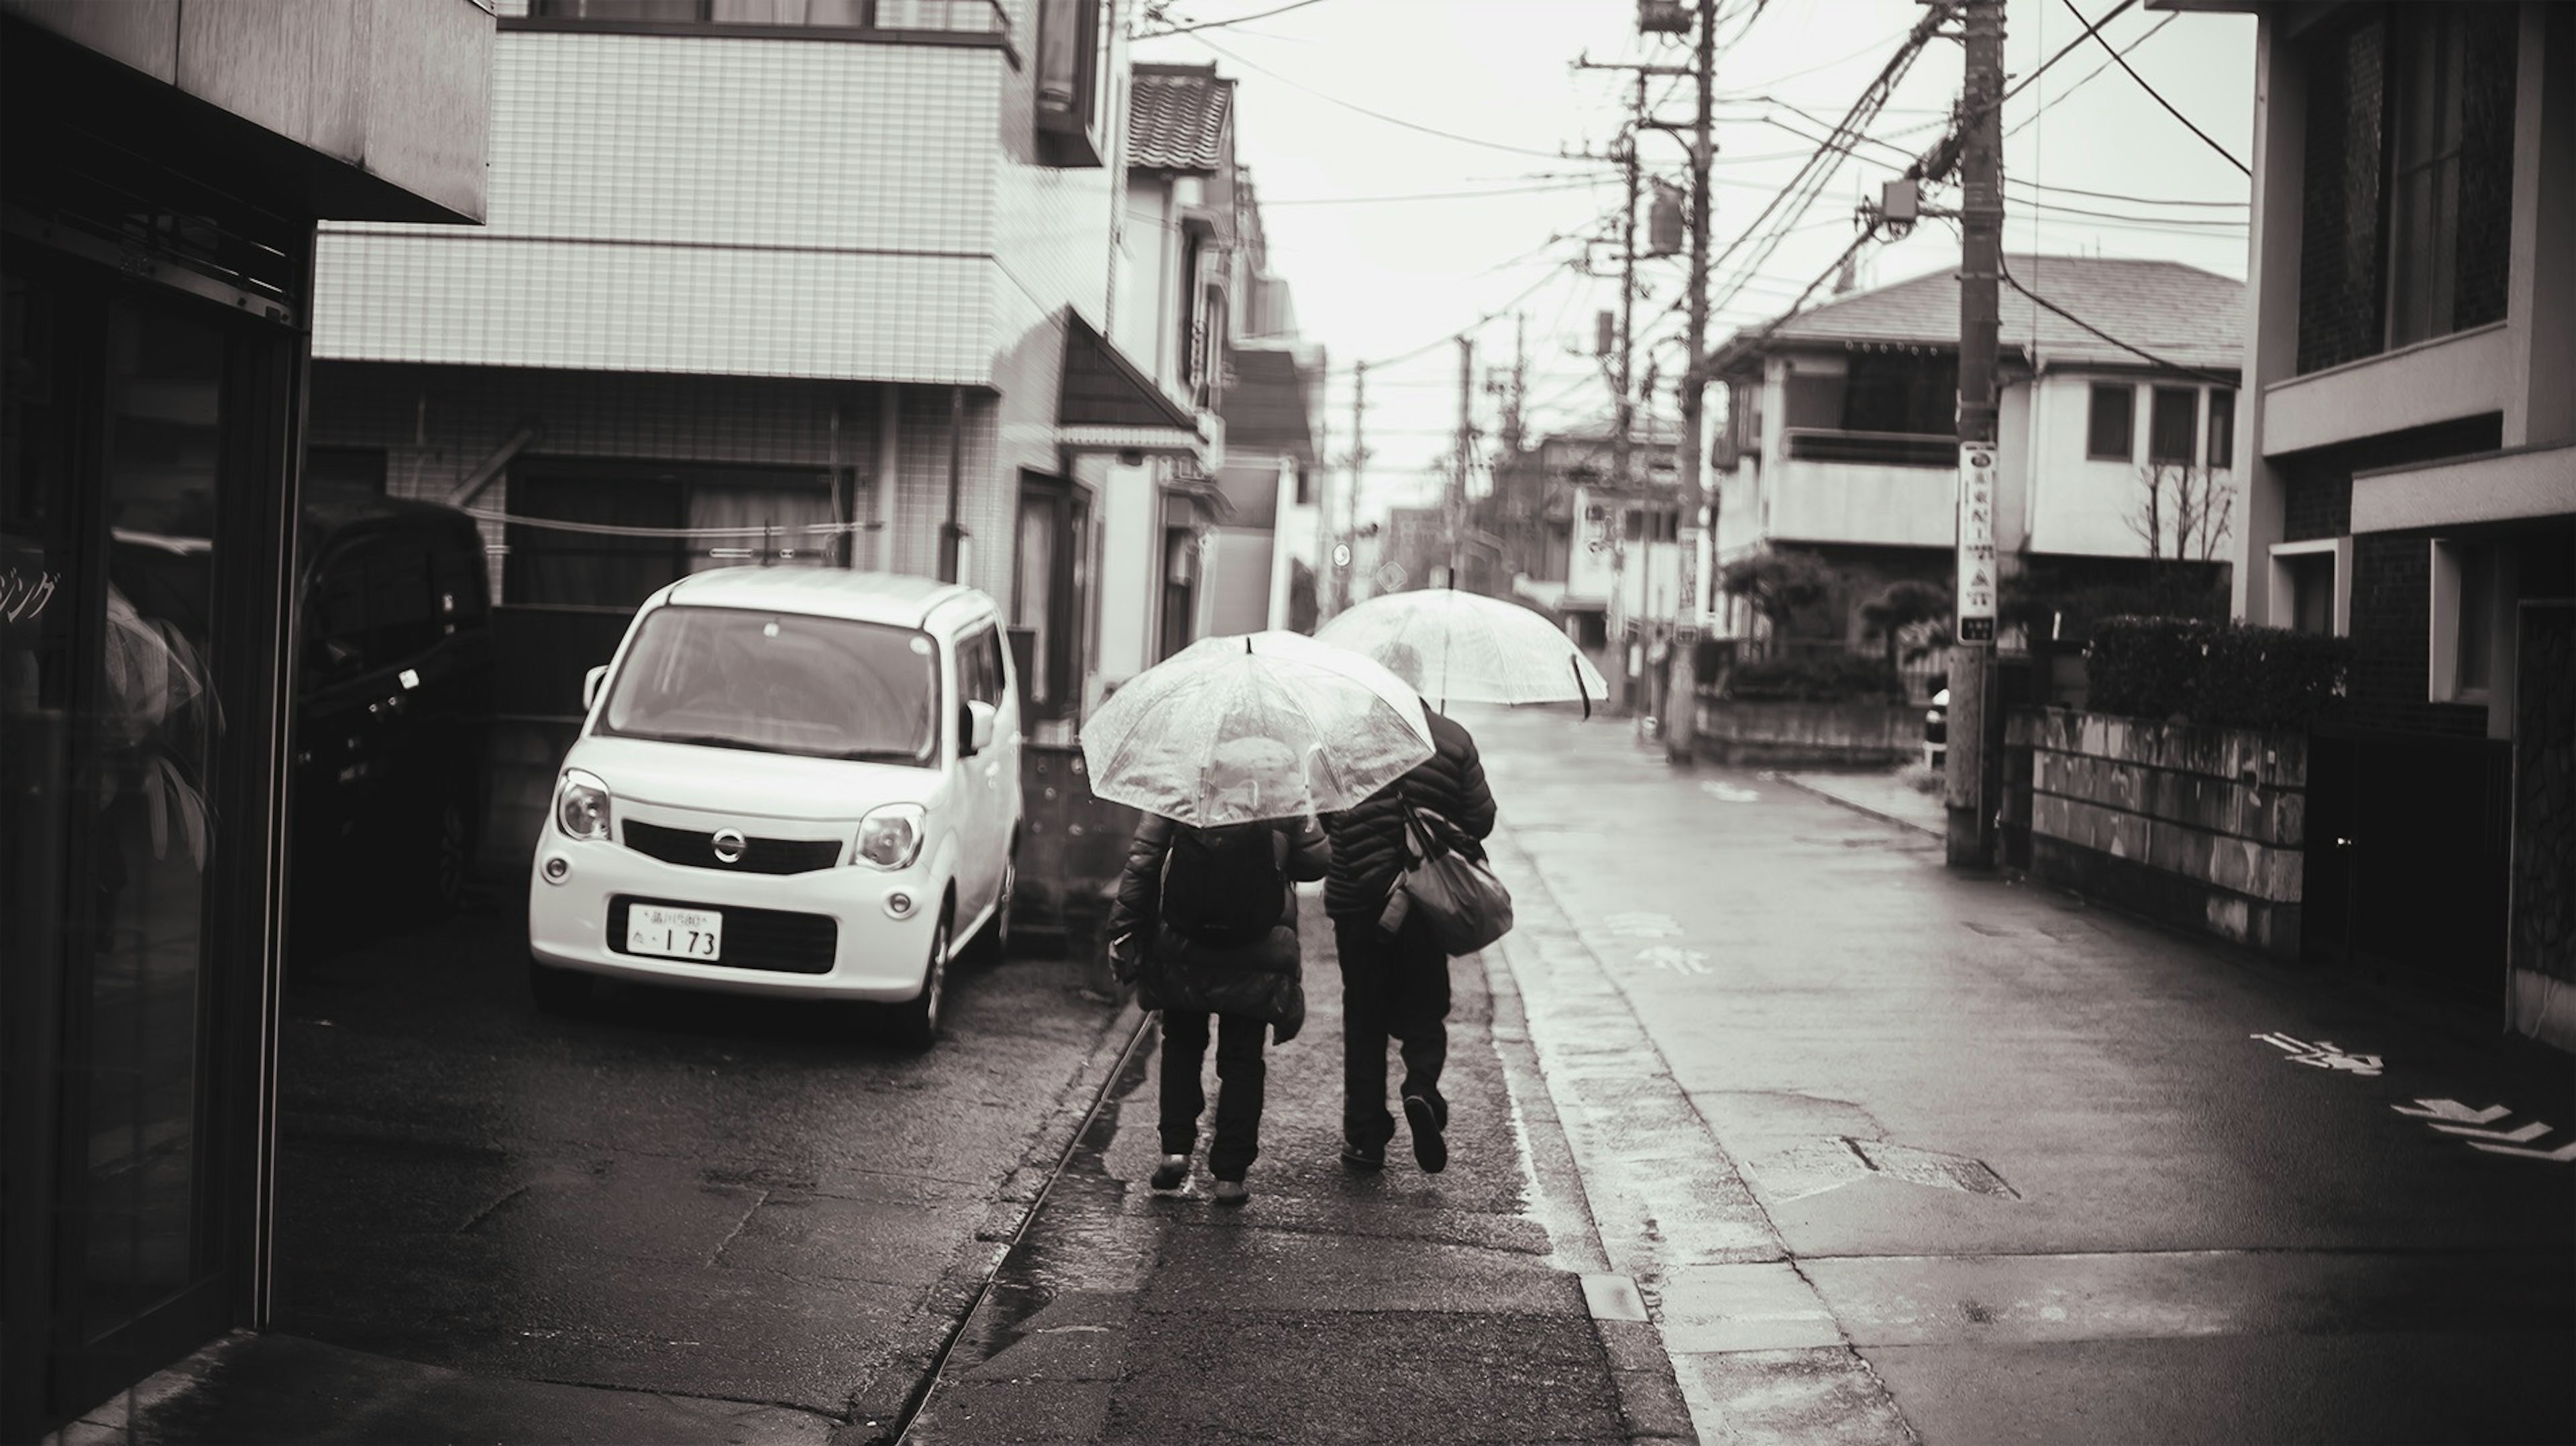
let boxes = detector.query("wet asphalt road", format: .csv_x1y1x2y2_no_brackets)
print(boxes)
1475,704,2576,1445
272,878,1126,1431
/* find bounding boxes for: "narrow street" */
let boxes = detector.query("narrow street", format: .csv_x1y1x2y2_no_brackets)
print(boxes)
250,893,1131,1441
1480,704,2576,1443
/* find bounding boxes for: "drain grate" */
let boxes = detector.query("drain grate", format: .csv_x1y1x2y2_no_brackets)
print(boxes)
1847,1138,2020,1198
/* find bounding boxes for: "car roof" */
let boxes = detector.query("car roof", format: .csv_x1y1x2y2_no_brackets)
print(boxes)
660,567,992,630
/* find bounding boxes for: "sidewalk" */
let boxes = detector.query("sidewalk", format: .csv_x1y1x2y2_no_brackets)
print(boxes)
900,891,1693,1444
1776,767,1945,837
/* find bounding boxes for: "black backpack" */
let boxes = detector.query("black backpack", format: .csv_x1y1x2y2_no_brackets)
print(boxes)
1161,822,1290,948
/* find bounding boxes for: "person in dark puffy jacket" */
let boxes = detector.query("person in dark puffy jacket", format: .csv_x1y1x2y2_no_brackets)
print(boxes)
1108,742,1330,1207
1323,645,1496,1174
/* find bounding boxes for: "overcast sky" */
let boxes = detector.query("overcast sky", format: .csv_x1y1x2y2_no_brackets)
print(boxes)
1130,0,2259,520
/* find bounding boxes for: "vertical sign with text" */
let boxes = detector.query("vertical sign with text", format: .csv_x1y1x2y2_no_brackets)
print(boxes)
1956,443,1996,643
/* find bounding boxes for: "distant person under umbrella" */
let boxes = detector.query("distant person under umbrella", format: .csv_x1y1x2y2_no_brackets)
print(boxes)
1322,643,1496,1174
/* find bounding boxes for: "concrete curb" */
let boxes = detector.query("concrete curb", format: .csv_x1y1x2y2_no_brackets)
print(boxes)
1483,857,1705,1444
1772,772,1944,839
835,991,1151,1445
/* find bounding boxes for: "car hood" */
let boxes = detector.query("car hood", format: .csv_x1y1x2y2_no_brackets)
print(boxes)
565,734,943,822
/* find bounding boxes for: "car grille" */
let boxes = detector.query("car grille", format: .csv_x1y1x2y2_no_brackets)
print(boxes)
622,820,844,875
608,895,838,975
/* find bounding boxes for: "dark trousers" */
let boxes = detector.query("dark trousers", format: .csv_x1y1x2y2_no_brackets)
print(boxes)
1159,1010,1267,1182
1332,911,1451,1151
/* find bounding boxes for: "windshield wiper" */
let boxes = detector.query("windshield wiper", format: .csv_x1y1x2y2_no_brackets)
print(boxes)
820,746,925,764
635,732,766,752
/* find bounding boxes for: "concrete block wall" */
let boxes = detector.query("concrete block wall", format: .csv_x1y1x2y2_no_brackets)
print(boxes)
2008,707,2308,956
1693,701,1920,769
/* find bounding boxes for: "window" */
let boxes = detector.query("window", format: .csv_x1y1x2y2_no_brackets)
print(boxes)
2286,553,2335,634
525,1,972,29
506,468,832,610
1012,475,1089,716
957,624,1004,707
1841,351,1957,436
2386,8,2467,349
2296,6,2518,372
1158,526,1199,663
2149,386,2199,466
2430,537,2499,702
598,607,938,765
1034,0,1112,165
2086,384,2135,461
2206,388,2236,469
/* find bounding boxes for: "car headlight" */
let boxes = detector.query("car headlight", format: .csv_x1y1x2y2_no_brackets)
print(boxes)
851,803,925,870
556,769,612,841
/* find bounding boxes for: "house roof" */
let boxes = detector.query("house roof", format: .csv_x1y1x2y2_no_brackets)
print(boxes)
1218,346,1314,464
1711,254,2245,375
1129,64,1232,174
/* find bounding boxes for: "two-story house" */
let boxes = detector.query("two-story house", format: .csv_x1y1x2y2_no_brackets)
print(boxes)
1500,417,1686,691
2165,0,2572,1045
1,2,491,1431
306,0,1212,820
1708,254,2245,695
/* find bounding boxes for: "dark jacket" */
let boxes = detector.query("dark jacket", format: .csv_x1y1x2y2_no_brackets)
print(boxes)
1108,814,1330,1038
1323,707,1496,920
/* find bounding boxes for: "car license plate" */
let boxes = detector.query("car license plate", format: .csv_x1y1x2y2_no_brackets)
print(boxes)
627,905,722,960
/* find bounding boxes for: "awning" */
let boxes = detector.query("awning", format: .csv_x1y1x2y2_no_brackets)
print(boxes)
1059,309,1212,463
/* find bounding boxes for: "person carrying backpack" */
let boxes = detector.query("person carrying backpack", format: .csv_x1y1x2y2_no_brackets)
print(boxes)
1108,751,1330,1207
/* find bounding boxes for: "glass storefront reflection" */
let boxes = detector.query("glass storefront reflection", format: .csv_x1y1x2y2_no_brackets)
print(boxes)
82,304,225,1337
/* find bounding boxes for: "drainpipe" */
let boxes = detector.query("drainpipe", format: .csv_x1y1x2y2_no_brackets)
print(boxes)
942,384,965,583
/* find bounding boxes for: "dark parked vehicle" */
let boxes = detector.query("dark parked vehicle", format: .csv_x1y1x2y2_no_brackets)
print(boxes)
292,496,494,920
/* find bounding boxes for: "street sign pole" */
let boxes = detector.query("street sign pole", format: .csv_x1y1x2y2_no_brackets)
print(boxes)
1945,0,2004,869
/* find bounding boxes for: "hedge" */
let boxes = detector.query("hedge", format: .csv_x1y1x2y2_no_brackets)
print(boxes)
1723,651,1900,704
2085,616,2351,731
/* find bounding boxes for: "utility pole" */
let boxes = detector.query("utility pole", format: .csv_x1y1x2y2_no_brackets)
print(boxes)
1345,360,1368,612
1662,0,1719,763
1450,334,1474,589
1946,0,2005,868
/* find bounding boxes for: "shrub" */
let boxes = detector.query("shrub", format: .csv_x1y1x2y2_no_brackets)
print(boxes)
2085,616,2351,731
1723,651,1900,704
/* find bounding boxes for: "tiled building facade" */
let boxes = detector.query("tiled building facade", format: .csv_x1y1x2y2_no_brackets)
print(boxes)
311,0,1190,743
2181,0,2575,1046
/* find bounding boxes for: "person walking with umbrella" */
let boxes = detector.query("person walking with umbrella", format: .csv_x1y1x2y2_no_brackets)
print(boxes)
1320,643,1497,1176
1087,633,1435,1205
1311,593,1602,1174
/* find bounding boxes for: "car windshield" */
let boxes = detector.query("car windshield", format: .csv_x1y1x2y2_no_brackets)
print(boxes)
598,606,937,765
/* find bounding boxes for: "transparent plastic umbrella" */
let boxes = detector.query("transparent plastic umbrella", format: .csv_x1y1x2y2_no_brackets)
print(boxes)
1316,589,1611,710
1080,630,1436,826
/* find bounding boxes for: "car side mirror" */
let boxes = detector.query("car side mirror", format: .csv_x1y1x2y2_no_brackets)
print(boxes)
584,665,609,712
964,699,997,757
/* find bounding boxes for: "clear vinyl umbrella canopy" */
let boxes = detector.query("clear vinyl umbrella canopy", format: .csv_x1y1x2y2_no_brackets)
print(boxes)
1316,589,1609,707
1079,630,1435,826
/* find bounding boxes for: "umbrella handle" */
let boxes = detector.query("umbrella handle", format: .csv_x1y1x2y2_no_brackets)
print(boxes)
1575,653,1591,722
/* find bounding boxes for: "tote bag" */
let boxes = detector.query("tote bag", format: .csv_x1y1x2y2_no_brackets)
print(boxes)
1399,801,1514,956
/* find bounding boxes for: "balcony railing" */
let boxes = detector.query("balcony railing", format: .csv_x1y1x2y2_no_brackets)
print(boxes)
1782,428,1956,468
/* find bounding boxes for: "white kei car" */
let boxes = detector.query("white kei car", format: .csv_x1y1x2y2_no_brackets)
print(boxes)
526,568,1022,1046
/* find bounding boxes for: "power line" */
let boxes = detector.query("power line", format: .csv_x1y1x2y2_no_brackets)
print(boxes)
1363,262,1582,370
2010,176,2244,209
1133,0,1332,40
1260,177,1611,208
2000,0,2139,109
2002,13,2175,140
1996,256,2238,384
2059,0,2249,174
1193,36,1570,161
1714,18,1922,93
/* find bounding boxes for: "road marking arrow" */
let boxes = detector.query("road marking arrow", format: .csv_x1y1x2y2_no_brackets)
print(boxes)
2392,1099,2511,1125
2432,1119,2553,1143
2467,1135,2576,1163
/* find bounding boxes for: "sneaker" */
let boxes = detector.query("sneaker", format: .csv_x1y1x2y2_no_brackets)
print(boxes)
1403,1094,1447,1174
1212,1178,1250,1208
1340,1140,1385,1172
1150,1154,1189,1190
